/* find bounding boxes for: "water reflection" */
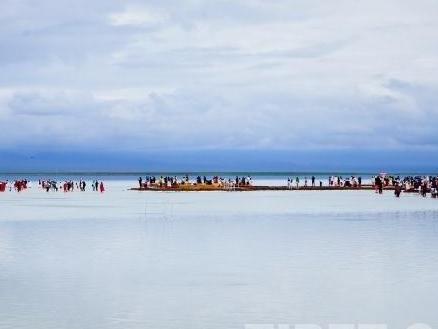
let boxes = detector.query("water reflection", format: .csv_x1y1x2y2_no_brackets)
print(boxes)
1,210,438,329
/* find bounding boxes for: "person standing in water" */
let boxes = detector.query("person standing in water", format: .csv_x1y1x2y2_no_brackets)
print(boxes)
394,182,402,197
99,182,105,193
375,176,383,194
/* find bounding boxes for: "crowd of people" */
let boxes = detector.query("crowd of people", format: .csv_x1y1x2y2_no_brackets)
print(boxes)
136,174,438,198
39,180,105,193
138,175,253,189
0,180,30,192
287,176,363,189
281,174,438,198
282,174,438,199
0,179,105,193
401,176,438,197
2,174,438,198
372,175,438,198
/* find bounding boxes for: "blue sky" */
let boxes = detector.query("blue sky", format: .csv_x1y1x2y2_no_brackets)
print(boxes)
1,0,438,171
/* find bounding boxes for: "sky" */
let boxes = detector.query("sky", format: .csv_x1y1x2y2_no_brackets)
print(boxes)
1,0,438,171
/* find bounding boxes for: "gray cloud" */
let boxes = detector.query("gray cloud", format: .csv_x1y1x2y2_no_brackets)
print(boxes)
0,0,438,153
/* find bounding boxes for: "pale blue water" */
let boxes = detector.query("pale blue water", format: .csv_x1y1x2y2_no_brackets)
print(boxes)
1,186,438,329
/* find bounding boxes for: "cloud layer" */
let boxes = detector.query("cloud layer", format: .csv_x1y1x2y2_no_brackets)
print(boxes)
1,0,438,154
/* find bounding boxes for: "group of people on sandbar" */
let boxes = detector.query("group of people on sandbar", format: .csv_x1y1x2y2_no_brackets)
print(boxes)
328,176,362,187
373,175,438,198
139,176,187,189
401,176,438,198
138,175,253,189
287,176,363,189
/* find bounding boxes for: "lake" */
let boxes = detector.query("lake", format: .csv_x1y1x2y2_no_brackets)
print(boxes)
1,181,438,329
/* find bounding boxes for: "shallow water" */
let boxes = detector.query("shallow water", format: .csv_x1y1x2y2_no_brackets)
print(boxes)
1,182,438,329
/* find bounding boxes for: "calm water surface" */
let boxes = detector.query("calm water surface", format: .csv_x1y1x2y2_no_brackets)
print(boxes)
1,184,438,329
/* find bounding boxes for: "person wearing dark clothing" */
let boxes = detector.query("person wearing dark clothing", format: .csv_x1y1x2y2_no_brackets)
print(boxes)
394,183,402,197
421,182,428,197
375,176,383,194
